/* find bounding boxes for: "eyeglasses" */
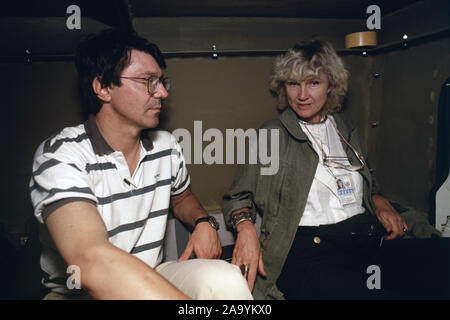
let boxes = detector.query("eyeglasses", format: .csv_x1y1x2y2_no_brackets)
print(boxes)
323,119,366,171
324,153,365,171
303,117,366,172
120,76,170,94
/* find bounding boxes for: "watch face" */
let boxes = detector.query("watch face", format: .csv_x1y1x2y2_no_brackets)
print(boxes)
209,216,219,230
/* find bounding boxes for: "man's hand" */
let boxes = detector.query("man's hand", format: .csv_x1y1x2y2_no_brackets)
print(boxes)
178,221,222,261
372,194,408,240
231,220,266,292
171,187,222,261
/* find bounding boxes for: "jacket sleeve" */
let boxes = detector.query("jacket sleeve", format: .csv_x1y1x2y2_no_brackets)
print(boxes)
221,161,261,229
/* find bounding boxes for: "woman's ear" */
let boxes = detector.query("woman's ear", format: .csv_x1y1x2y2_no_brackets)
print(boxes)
92,77,111,103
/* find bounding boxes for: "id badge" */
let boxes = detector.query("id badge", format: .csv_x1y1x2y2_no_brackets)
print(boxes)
336,173,357,207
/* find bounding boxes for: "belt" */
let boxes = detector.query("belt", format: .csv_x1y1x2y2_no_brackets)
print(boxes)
298,213,387,239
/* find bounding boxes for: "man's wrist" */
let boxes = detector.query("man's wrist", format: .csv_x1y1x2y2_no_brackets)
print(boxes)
194,216,220,231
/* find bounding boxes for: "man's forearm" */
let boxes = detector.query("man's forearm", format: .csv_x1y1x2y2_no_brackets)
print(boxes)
78,243,189,299
171,189,208,228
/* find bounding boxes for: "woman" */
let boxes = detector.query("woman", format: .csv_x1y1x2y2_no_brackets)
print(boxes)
222,39,407,300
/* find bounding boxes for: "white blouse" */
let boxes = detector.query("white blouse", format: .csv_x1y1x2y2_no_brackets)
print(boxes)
298,115,365,226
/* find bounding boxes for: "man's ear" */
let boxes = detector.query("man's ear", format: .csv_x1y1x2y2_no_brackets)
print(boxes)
92,77,111,103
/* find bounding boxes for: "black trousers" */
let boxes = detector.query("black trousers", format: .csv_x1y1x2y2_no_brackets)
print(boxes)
276,214,387,300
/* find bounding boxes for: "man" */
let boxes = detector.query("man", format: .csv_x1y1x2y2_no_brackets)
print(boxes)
29,28,252,300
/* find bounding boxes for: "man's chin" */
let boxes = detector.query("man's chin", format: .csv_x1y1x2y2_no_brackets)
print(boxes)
148,118,159,128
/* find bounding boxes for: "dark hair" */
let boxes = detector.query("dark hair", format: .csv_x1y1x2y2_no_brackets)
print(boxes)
75,28,166,115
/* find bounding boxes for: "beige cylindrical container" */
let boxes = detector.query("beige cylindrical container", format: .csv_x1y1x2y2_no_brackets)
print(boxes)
345,31,378,48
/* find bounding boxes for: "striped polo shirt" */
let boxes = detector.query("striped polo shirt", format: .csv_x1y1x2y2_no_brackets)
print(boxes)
29,115,190,293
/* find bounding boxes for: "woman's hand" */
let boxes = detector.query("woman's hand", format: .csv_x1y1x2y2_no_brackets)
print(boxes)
231,221,266,292
372,194,408,240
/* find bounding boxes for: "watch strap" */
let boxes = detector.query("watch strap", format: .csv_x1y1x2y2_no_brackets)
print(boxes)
195,216,219,231
231,211,256,230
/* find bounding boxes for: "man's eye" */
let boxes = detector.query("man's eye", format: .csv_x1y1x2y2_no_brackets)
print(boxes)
286,81,298,86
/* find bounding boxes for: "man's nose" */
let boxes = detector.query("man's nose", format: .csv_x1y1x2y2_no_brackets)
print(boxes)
153,83,169,99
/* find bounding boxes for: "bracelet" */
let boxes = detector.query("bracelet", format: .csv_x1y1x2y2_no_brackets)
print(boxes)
231,211,256,230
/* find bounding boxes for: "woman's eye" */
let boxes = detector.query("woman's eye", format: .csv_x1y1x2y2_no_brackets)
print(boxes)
286,81,298,86
311,81,320,86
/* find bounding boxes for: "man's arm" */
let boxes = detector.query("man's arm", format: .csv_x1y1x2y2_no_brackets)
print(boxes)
46,201,190,299
372,193,408,240
170,188,222,261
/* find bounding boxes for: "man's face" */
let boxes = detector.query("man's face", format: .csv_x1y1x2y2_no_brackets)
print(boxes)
109,49,168,130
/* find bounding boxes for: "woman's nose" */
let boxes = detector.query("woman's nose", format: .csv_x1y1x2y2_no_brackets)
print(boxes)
298,84,309,100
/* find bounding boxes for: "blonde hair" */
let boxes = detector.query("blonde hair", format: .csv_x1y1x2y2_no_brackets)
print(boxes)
270,39,349,116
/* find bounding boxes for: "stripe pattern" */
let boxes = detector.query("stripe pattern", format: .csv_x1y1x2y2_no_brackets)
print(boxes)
30,121,190,293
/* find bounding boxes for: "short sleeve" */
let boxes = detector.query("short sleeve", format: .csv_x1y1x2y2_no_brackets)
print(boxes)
29,142,98,224
169,135,190,196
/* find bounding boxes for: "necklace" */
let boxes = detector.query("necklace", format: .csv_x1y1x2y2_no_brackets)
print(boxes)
302,118,344,190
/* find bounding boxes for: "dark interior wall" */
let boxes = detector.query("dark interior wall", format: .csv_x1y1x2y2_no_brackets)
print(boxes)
373,38,449,212
2,61,83,238
160,56,279,212
133,16,364,52
368,0,450,212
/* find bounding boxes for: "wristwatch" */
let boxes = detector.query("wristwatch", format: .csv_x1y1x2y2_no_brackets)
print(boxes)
231,211,256,230
195,216,220,231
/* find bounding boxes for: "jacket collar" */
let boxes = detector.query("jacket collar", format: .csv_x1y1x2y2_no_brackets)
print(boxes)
279,106,355,142
84,114,153,156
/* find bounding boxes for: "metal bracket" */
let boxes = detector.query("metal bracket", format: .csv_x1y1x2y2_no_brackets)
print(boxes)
211,45,218,59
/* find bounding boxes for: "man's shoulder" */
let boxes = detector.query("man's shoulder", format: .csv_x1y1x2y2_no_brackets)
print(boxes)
144,128,179,150
34,123,91,159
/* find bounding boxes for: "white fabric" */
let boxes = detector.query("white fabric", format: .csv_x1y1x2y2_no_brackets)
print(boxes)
298,115,365,226
156,259,253,300
30,123,190,293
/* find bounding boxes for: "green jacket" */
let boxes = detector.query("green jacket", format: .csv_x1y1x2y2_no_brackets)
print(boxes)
222,107,377,300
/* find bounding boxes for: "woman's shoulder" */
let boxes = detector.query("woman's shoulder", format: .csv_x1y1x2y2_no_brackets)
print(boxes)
331,110,356,131
259,116,284,130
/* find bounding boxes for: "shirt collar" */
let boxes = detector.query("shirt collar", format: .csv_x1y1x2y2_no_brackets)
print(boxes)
84,114,153,156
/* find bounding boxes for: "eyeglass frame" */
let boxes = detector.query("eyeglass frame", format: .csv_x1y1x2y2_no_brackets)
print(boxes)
323,148,366,171
119,75,170,94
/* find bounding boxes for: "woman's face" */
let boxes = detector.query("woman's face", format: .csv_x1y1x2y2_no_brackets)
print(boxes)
285,72,330,123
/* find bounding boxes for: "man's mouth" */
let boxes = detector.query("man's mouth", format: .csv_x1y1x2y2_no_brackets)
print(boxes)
148,101,162,111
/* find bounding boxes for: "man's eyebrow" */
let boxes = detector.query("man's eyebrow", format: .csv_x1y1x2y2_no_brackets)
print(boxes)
136,72,160,78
